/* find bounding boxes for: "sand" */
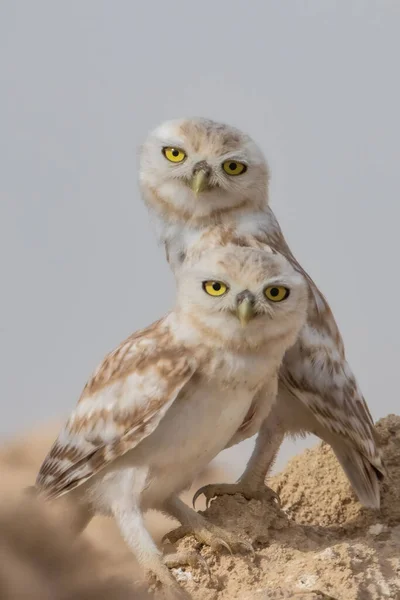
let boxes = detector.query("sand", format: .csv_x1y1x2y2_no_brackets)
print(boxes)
0,415,399,599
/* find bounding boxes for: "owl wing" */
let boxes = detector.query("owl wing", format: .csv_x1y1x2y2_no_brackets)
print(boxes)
279,346,385,507
36,317,197,500
257,209,385,505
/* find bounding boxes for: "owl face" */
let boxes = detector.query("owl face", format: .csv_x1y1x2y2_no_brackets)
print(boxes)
139,118,270,220
176,246,308,346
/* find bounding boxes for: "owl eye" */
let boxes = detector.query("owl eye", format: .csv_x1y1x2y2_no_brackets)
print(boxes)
222,160,247,176
264,286,290,302
162,147,187,163
202,280,228,297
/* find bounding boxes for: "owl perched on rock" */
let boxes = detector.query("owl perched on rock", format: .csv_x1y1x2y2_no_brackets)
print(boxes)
139,117,386,511
34,246,308,599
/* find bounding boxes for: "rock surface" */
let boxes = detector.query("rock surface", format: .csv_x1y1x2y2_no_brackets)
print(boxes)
171,415,400,599
0,415,399,599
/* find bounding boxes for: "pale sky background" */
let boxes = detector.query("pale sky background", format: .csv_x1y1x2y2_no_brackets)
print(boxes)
1,1,399,478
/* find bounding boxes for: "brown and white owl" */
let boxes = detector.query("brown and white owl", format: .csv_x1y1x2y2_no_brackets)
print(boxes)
34,246,308,598
139,117,386,511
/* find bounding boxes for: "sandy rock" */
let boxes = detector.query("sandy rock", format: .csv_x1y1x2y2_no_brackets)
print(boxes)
169,415,400,599
0,415,399,599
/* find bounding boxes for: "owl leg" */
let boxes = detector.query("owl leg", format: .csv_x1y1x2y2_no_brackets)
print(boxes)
112,503,190,599
162,495,253,556
193,408,284,509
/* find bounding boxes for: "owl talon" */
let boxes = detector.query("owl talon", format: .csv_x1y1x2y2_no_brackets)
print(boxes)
239,540,255,557
163,550,211,580
164,521,253,558
211,537,233,555
162,526,191,546
192,488,203,509
193,482,280,509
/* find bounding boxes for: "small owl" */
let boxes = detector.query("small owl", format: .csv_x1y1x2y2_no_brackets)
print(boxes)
139,117,386,511
34,246,308,598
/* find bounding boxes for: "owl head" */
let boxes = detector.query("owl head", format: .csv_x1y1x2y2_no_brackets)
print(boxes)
139,118,269,223
175,245,308,350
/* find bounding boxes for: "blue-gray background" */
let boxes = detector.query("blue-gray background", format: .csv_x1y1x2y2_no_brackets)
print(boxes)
1,1,399,477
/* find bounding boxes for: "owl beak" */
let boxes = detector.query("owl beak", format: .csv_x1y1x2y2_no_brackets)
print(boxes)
236,290,255,326
191,164,211,195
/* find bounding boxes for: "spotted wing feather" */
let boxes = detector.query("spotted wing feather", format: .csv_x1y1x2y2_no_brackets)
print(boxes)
36,318,197,500
259,210,385,474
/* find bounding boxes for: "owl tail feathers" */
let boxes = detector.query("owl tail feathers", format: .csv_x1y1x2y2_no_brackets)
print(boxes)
331,443,382,510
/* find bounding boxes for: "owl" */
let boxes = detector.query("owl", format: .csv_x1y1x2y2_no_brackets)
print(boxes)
139,117,386,511
34,246,308,598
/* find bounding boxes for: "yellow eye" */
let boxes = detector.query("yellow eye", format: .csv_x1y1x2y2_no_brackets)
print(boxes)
264,286,290,302
163,147,186,163
222,160,247,176
203,280,228,297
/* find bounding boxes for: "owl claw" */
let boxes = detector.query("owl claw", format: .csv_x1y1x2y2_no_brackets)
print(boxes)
192,488,204,510
239,540,255,557
162,526,191,546
163,550,211,580
195,553,212,580
163,522,253,558
212,537,233,555
193,482,280,509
